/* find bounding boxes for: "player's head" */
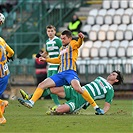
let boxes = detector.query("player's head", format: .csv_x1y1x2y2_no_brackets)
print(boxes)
46,25,56,39
60,30,72,46
107,70,123,85
0,13,5,25
113,70,123,85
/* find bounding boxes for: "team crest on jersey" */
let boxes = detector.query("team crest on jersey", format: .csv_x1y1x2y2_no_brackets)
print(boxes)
99,81,104,87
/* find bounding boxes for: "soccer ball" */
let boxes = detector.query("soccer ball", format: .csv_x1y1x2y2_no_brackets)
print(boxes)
0,13,5,25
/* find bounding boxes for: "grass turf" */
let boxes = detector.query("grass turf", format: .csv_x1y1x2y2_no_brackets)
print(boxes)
0,99,132,133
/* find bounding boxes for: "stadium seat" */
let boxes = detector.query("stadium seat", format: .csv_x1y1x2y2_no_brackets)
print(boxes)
122,14,130,24
117,40,129,59
123,59,133,74
13,58,21,65
81,47,90,58
129,40,133,46
111,0,120,9
98,9,107,16
126,45,133,58
104,15,113,25
129,0,133,8
131,14,133,24
87,15,95,25
113,59,124,72
120,0,128,9
88,30,97,41
88,60,98,74
106,30,115,41
118,24,127,31
124,8,133,15
119,40,129,47
127,24,133,31
102,40,111,48
96,15,104,25
124,30,133,41
99,46,108,59
88,9,99,16
115,8,125,16
93,41,102,48
81,25,91,34
106,59,115,74
106,9,116,16
111,40,120,47
117,46,126,58
125,40,133,58
109,24,118,31
89,41,102,58
84,40,93,48
108,46,117,58
100,24,109,31
91,25,100,31
113,14,121,25
97,59,108,74
98,30,106,41
109,40,120,58
102,0,111,9
77,60,87,74
21,58,29,65
115,30,124,41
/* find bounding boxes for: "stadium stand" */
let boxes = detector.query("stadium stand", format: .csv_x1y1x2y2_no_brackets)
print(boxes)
77,0,133,87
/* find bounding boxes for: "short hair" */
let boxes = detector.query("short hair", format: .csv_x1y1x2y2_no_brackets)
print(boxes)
61,30,72,38
46,25,56,31
113,70,124,85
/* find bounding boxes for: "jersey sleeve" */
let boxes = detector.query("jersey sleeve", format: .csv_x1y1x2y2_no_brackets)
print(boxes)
46,55,61,64
5,44,14,57
70,38,83,49
0,37,14,58
105,89,114,104
0,46,2,59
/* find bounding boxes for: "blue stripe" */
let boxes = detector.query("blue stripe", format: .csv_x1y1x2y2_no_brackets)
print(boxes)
69,46,72,69
66,52,68,69
62,53,64,71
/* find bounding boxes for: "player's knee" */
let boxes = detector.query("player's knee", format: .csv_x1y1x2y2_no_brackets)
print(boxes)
50,87,56,94
38,82,45,90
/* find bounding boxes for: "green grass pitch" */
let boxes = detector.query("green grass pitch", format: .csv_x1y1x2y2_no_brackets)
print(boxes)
0,99,132,133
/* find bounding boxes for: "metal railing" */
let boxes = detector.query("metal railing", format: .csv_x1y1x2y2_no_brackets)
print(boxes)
1,0,84,58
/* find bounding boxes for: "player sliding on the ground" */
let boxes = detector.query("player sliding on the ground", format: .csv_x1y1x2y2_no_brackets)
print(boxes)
48,70,123,115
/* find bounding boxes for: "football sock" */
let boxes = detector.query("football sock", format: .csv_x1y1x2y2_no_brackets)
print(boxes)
50,93,60,106
0,100,3,118
30,88,44,102
81,89,98,109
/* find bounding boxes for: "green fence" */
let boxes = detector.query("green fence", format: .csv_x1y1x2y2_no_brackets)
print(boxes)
1,0,84,58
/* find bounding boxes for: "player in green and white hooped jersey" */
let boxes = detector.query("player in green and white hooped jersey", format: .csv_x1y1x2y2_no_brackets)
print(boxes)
41,25,62,106
50,70,123,114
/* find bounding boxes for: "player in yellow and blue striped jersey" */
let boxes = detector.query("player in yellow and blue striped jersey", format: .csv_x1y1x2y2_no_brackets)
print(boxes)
0,36,14,124
18,30,104,115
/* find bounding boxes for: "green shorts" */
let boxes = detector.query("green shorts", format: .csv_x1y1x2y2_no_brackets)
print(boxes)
63,86,88,113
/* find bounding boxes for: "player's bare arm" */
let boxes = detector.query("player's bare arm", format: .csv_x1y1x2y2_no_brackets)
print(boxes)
103,102,111,114
78,32,85,38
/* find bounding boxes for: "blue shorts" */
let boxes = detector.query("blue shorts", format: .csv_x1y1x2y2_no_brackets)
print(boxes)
0,74,10,96
50,70,79,87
